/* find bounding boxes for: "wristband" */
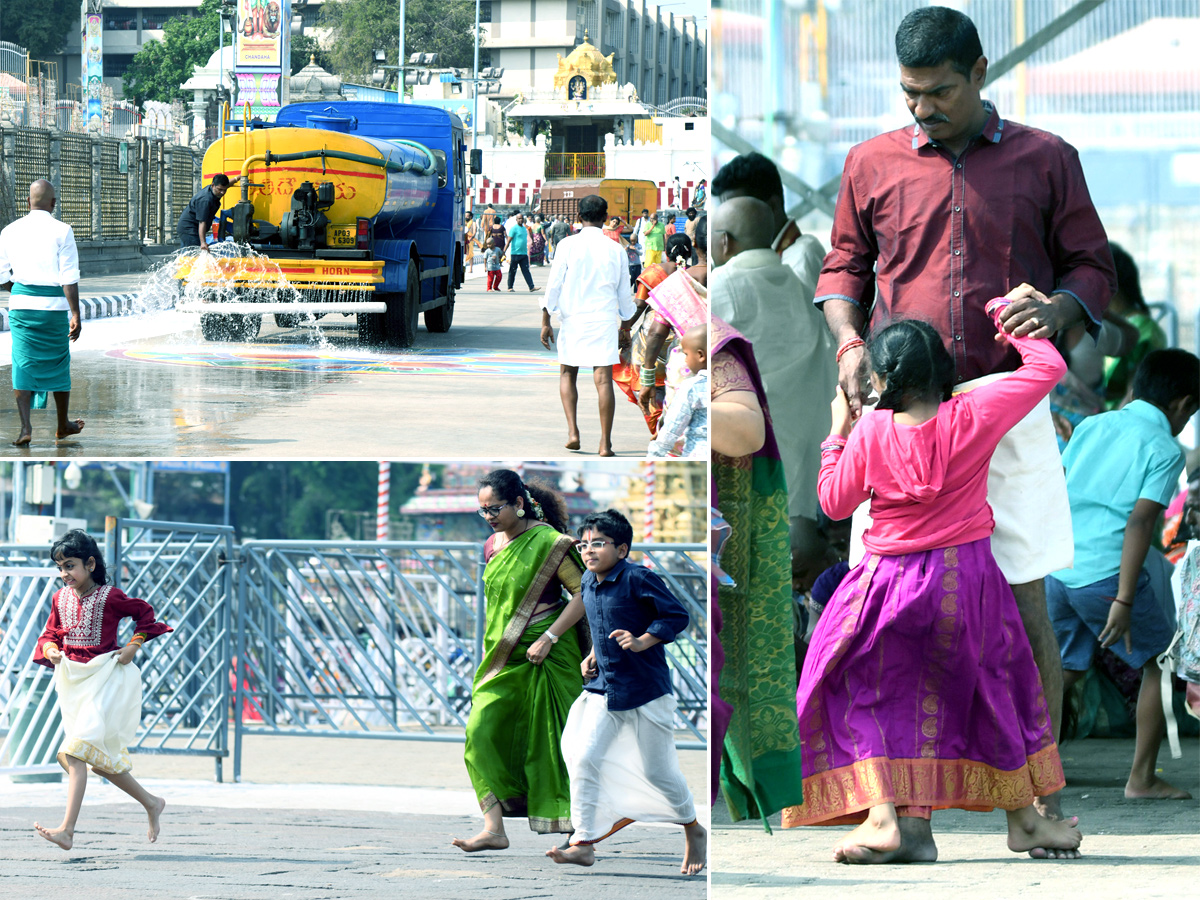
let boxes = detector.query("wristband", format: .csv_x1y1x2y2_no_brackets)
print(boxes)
1109,596,1133,608
543,631,559,644
985,296,1012,318
820,437,847,453
836,336,865,364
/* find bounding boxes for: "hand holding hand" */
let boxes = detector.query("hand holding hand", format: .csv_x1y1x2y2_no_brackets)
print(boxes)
581,651,598,679
609,629,648,652
836,344,868,419
1098,599,1133,654
995,283,1065,341
829,385,854,438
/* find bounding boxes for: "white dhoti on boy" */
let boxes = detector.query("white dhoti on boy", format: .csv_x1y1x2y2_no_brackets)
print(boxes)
561,691,696,844
54,651,141,775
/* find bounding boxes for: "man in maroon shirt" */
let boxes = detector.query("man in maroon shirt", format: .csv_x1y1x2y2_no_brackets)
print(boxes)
816,6,1116,850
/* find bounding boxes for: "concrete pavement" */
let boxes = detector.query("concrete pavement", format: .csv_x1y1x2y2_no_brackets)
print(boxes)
0,733,709,899
712,735,1199,900
0,262,663,457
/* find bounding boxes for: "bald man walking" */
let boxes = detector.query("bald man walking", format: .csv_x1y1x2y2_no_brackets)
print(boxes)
0,180,84,444
709,195,838,579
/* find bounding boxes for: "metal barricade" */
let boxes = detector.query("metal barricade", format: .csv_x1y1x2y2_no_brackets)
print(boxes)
59,133,93,241
107,518,236,781
0,552,65,779
100,139,129,239
233,539,707,781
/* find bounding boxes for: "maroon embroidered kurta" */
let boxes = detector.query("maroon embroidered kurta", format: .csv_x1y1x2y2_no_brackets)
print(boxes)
35,583,172,667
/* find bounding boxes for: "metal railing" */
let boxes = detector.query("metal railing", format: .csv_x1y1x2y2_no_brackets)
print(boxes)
2,530,707,785
545,153,607,179
107,518,237,782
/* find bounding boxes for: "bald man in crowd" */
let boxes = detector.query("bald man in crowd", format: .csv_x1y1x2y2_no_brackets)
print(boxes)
0,180,83,445
710,195,839,586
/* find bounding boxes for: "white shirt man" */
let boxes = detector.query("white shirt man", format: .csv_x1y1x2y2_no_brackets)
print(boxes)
0,209,80,312
541,226,636,367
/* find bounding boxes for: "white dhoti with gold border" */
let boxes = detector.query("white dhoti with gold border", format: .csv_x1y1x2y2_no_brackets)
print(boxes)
53,651,141,775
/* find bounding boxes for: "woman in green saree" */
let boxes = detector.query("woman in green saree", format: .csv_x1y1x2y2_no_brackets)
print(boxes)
452,469,586,851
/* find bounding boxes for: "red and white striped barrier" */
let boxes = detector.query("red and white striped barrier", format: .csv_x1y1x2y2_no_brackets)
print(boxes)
476,177,542,206
472,179,703,211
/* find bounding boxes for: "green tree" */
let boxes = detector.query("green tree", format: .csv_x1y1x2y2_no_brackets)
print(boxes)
0,0,77,61
291,33,332,76
320,0,482,89
122,0,222,106
231,462,429,541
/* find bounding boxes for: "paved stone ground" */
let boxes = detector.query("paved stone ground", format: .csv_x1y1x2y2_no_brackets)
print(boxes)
0,734,709,899
712,736,1200,900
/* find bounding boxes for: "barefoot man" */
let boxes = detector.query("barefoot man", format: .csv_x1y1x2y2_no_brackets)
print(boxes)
541,194,638,456
0,180,84,445
813,6,1116,855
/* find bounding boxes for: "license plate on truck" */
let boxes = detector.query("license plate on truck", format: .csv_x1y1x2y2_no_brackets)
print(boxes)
327,225,356,247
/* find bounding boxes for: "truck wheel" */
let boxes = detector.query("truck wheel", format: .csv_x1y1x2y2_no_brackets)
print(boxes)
231,314,262,342
357,306,385,345
424,277,454,333
384,262,421,348
200,314,232,341
274,313,301,328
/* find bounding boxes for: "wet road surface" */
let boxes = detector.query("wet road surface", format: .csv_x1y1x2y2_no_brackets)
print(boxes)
0,273,661,458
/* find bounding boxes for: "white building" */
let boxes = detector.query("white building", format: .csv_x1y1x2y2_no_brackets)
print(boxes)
482,0,705,106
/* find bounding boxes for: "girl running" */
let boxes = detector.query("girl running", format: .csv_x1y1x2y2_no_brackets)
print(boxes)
33,530,171,851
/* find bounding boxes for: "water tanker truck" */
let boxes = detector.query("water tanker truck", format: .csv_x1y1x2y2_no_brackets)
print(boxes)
175,102,480,346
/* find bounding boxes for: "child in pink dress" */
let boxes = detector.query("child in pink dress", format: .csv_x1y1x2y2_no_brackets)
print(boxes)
781,292,1083,863
33,530,171,851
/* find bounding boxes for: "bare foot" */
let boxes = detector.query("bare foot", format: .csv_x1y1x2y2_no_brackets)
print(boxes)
546,843,595,866
598,443,615,457
34,822,73,850
11,429,31,446
1125,776,1192,800
835,814,936,864
1033,790,1065,820
1007,807,1081,858
451,830,510,852
56,420,84,440
681,822,707,875
832,814,901,864
565,435,581,451
146,795,165,842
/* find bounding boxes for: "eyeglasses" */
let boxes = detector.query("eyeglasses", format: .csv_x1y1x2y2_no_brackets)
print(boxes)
575,539,614,552
477,503,511,517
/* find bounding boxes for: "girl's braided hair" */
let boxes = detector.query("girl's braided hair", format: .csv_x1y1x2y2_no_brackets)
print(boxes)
867,319,956,413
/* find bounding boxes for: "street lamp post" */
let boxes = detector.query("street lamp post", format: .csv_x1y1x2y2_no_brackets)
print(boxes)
398,0,406,99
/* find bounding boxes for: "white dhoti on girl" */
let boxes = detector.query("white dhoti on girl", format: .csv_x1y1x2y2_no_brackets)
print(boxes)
849,373,1074,585
561,691,696,844
54,651,141,775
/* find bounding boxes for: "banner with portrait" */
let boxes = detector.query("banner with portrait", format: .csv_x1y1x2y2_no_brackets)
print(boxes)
85,14,104,130
236,0,285,68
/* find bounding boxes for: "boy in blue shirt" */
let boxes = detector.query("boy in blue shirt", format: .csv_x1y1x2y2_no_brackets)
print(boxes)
547,509,706,875
1046,348,1199,802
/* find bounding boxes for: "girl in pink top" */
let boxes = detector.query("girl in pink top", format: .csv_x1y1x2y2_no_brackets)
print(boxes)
780,294,1084,863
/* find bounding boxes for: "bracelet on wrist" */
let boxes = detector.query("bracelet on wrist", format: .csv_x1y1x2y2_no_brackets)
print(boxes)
836,336,865,364
543,631,559,644
1111,596,1133,608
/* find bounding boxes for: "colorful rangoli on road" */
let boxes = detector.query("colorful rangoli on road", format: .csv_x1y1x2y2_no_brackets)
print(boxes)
106,347,560,377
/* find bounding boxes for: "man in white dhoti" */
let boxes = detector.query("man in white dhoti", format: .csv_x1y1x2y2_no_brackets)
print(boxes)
546,510,706,875
540,194,637,456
